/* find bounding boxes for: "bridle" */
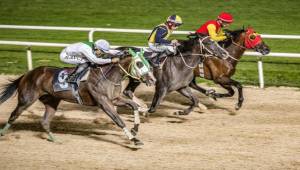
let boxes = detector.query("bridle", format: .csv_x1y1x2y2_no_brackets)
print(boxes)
97,56,146,86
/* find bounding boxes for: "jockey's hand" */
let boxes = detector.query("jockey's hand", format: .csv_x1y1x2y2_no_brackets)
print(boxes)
111,57,120,63
171,39,181,46
225,32,232,39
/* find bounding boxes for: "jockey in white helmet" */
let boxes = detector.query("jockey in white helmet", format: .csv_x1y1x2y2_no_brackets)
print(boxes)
60,39,120,83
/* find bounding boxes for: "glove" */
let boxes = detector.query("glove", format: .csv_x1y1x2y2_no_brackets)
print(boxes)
224,32,232,39
111,57,120,63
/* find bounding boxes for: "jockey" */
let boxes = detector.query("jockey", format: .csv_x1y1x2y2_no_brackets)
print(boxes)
148,14,183,66
195,12,233,58
60,39,120,83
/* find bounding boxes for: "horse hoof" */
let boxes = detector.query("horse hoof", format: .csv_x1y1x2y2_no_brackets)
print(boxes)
131,138,144,146
198,103,208,110
235,104,241,110
138,107,148,113
0,130,7,136
130,128,137,136
148,108,155,113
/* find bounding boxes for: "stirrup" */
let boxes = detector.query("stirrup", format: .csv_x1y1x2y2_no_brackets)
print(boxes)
67,74,78,84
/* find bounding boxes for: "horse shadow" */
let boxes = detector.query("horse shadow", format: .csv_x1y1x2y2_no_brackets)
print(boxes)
1,114,140,150
136,90,237,116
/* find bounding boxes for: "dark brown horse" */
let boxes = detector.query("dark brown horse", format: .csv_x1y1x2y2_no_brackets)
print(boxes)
121,36,206,116
190,27,270,110
0,50,156,146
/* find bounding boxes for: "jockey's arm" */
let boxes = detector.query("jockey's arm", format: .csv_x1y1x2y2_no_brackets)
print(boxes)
155,27,171,45
207,24,227,42
80,46,112,65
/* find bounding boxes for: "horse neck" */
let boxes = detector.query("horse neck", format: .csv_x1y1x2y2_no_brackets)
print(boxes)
93,56,132,83
178,39,202,66
116,56,132,77
225,33,247,66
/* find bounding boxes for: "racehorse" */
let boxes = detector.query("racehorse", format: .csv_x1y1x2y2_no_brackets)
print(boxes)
190,27,270,110
120,36,205,116
0,49,156,146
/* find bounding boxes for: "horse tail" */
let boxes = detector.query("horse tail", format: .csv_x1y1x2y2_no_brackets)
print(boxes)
0,75,24,105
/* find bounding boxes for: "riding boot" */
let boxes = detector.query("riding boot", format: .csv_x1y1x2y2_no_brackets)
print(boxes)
147,52,160,68
67,62,89,84
209,42,225,59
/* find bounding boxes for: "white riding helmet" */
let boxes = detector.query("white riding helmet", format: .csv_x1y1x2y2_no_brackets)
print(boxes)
95,39,110,53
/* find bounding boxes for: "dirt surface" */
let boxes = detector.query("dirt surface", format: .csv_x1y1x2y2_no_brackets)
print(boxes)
0,75,299,170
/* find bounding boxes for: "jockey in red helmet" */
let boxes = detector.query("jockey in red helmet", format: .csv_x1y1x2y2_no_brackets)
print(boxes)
148,15,183,67
195,12,233,58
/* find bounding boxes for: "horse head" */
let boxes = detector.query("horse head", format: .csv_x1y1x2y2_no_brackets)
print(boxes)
227,27,270,55
119,48,156,86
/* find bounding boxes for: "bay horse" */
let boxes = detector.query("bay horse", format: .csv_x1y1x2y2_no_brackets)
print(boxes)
0,49,156,146
190,27,270,110
120,36,205,116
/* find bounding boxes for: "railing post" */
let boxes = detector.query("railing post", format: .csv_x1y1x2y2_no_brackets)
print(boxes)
26,46,33,70
88,29,95,42
257,56,264,88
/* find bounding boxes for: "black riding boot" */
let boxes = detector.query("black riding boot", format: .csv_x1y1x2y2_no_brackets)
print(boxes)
67,62,89,84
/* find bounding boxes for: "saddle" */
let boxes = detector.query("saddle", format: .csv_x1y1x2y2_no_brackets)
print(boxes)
53,67,90,104
141,47,167,67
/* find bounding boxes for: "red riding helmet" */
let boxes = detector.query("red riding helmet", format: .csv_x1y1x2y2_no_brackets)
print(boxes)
218,12,233,23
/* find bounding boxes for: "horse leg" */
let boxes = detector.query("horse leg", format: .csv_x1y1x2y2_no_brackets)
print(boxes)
229,79,244,110
123,78,140,99
214,77,244,110
112,97,140,136
0,91,39,136
123,78,147,109
175,86,204,115
189,77,217,100
97,96,143,146
148,85,167,114
39,95,61,142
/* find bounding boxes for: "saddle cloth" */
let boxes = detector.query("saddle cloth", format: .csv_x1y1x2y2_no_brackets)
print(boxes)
53,68,90,92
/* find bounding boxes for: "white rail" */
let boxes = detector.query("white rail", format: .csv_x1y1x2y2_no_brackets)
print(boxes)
1,25,300,88
1,25,300,41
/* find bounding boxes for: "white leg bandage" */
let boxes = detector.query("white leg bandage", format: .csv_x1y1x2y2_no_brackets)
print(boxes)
123,127,134,140
134,110,140,125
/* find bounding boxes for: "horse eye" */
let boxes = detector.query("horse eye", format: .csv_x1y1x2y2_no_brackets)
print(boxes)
136,61,144,68
249,34,256,40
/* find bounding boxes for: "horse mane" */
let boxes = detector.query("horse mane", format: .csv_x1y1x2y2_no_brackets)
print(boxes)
178,34,199,52
220,28,246,48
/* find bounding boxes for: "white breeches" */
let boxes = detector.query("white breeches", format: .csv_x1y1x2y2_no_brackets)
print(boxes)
148,43,176,54
59,49,88,65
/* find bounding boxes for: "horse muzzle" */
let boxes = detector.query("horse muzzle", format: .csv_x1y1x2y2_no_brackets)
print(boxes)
255,43,270,55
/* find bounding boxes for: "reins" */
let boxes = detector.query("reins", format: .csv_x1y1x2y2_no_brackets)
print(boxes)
231,39,247,50
97,58,142,86
99,65,121,86
118,63,140,80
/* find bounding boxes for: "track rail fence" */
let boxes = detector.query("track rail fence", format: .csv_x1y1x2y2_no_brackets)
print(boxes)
1,25,300,88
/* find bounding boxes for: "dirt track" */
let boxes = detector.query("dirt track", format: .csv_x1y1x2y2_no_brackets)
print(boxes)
0,75,299,170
